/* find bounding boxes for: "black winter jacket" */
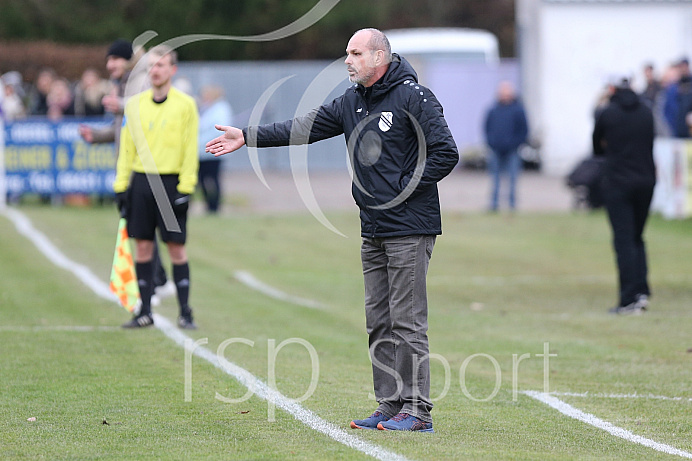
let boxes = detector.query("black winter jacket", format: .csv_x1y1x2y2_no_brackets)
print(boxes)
593,88,656,188
243,54,459,237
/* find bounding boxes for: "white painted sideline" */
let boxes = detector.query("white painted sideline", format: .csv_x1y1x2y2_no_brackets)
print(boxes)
523,391,692,459
551,391,692,403
0,326,120,332
234,270,325,309
5,208,119,303
2,208,410,461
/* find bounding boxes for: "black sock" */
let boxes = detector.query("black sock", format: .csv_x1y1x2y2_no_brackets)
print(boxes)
153,248,167,287
136,261,154,316
173,263,190,317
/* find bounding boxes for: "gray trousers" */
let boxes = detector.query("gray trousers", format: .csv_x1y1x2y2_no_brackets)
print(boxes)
361,235,435,423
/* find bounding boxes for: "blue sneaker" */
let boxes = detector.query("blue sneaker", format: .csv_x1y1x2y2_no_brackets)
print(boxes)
350,411,388,430
377,413,434,433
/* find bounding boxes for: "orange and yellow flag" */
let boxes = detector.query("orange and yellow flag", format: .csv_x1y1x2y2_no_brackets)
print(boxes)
109,218,140,313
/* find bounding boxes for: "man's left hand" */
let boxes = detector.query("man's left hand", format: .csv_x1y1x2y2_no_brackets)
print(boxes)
173,193,190,215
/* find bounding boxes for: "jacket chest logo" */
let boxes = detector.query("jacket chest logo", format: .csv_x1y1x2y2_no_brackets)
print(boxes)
378,112,393,132
147,119,167,132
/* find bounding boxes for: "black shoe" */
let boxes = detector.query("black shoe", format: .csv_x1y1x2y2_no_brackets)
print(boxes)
177,310,197,330
122,314,154,328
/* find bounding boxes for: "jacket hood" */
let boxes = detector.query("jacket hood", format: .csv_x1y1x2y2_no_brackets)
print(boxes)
381,53,418,86
611,88,641,111
356,53,418,98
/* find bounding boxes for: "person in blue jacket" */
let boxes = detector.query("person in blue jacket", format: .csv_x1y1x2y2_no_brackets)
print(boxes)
206,28,459,433
484,81,529,211
197,85,233,213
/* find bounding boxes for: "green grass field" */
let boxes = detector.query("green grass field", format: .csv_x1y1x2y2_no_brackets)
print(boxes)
1,203,690,460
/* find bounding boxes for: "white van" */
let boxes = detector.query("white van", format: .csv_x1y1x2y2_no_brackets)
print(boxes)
384,28,500,65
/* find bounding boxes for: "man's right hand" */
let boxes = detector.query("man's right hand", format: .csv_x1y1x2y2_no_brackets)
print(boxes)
78,125,93,143
102,94,123,114
205,125,246,157
115,192,128,218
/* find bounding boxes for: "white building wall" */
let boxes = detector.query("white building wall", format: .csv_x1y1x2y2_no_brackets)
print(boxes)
519,0,692,175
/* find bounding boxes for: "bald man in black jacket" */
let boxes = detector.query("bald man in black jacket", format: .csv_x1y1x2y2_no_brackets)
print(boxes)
207,28,458,431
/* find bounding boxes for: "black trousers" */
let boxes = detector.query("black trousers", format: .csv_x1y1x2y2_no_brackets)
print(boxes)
198,160,221,213
604,181,654,306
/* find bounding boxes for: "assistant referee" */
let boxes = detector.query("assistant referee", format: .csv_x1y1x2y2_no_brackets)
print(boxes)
114,44,199,329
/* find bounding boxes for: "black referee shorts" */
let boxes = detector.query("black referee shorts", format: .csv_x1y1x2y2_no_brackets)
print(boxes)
127,173,187,244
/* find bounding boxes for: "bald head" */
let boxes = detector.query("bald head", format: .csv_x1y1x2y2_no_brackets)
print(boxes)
354,28,392,64
497,81,516,104
345,28,392,87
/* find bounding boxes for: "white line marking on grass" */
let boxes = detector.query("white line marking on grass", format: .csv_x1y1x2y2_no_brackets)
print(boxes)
234,270,326,309
4,208,119,303
551,391,692,402
3,209,410,461
154,314,410,461
0,326,120,332
523,391,692,459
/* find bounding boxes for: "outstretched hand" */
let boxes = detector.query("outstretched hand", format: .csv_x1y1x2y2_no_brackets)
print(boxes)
205,125,246,157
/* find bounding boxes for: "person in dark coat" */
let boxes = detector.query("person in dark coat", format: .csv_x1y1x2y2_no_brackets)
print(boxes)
663,58,692,138
593,76,656,315
484,81,529,211
207,28,459,432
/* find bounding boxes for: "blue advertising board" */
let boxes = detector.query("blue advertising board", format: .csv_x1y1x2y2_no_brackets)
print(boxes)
4,117,116,195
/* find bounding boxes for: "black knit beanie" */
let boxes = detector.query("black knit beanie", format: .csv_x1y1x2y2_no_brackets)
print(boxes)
107,39,133,60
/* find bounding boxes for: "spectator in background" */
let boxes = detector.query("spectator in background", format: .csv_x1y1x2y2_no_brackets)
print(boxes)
1,71,26,121
639,63,661,110
593,75,656,315
28,67,56,116
594,82,615,120
663,58,692,138
46,78,74,121
651,64,679,137
197,85,233,213
79,39,134,145
673,58,692,138
73,68,110,116
124,44,150,97
483,80,529,212
0,78,4,120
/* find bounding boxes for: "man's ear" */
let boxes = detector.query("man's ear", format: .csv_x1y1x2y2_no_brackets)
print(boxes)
374,49,384,66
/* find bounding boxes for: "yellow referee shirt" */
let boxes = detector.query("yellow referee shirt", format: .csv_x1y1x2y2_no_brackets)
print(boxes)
114,87,199,194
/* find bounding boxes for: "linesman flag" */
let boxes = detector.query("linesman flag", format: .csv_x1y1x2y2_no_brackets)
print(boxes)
109,218,140,313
